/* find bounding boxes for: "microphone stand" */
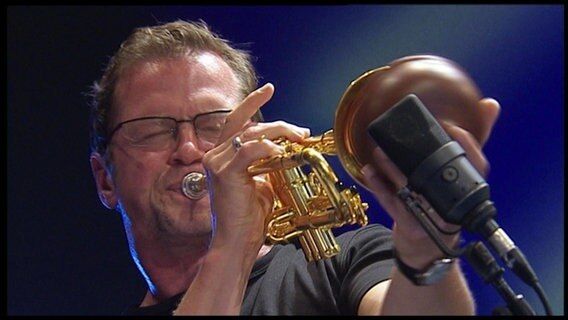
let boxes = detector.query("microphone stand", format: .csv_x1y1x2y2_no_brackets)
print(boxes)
397,187,537,316
464,241,536,315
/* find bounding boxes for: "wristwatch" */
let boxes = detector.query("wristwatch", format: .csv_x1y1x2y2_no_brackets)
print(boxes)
393,248,455,286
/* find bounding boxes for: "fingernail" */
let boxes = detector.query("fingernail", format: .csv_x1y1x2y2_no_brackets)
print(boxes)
258,82,273,92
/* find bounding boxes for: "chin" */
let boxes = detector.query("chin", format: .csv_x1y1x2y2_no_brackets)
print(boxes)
169,204,212,233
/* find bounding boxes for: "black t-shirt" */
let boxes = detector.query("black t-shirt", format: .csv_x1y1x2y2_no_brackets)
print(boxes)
123,224,394,315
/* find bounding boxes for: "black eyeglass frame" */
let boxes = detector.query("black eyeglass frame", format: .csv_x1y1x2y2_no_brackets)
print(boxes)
102,109,233,150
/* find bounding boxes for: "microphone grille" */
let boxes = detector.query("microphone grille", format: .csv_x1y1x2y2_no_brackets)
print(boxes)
367,94,452,177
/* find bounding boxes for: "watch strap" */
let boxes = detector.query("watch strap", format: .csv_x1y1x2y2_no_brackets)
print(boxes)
393,248,455,286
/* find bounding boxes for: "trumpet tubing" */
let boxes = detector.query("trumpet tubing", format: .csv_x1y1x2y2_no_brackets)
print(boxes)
181,54,483,262
266,167,342,261
261,140,369,261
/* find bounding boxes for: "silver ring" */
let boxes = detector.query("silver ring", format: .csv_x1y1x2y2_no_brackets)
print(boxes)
232,136,243,151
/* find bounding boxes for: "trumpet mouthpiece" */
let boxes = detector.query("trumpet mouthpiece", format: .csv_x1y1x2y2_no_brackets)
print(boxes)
182,171,207,200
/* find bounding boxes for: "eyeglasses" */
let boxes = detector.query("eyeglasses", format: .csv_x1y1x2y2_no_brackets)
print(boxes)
105,109,232,151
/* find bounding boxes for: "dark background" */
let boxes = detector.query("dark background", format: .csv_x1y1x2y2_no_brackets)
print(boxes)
7,5,564,315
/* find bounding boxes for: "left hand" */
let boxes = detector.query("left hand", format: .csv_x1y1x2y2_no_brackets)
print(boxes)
202,83,310,255
361,98,500,266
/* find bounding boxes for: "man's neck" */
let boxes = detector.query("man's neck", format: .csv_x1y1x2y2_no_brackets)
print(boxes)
139,242,273,307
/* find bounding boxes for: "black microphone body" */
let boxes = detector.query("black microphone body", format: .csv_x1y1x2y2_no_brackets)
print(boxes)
367,94,537,286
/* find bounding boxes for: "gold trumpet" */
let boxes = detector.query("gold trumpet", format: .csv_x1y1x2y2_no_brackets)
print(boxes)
183,55,484,262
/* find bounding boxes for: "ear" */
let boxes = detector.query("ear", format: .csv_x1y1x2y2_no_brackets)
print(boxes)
90,152,117,210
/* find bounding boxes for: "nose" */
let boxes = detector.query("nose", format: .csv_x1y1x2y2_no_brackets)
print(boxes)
168,122,204,165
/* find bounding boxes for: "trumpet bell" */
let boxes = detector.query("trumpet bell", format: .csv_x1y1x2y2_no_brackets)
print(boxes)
334,55,486,191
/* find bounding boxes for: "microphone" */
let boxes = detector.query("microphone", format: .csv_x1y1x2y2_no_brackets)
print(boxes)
366,94,537,286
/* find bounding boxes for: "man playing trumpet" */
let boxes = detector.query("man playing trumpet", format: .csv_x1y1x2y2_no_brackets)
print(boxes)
88,19,500,315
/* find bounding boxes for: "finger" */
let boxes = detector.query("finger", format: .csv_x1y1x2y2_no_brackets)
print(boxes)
217,83,275,144
443,124,490,177
209,135,285,175
252,175,275,216
477,98,501,146
369,146,407,190
239,121,310,143
361,163,397,202
361,163,409,222
231,138,285,171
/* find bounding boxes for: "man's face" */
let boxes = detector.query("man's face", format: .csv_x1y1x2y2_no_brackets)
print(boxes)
108,52,242,240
